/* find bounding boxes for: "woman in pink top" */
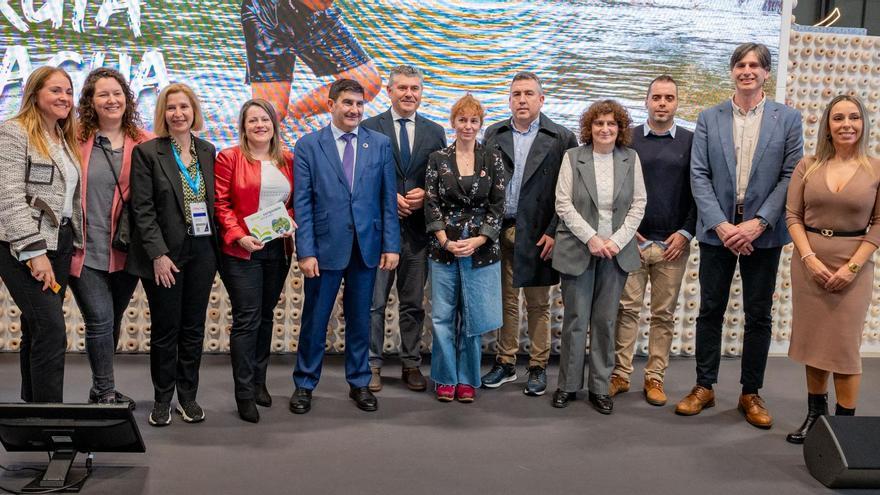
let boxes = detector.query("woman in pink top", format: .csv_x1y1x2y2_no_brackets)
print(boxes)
70,68,153,406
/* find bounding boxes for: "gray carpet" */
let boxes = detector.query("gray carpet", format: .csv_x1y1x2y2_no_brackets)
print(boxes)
0,353,877,495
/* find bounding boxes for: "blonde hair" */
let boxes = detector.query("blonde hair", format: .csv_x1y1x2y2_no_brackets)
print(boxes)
152,83,204,137
13,66,80,163
803,95,873,181
238,99,285,169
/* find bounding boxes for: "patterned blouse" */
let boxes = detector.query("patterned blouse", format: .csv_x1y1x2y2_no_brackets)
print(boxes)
171,134,206,230
424,141,505,267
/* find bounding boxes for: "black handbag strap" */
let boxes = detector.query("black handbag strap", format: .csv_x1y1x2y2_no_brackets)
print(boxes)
95,136,127,209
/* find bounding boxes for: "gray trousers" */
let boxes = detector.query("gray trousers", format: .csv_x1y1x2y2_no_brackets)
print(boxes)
369,229,428,369
557,257,627,395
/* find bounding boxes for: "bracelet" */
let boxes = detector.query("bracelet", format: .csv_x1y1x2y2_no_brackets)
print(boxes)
800,252,816,261
442,239,450,250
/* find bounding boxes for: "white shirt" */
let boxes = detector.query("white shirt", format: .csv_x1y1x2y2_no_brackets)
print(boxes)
330,123,358,182
390,108,416,153
258,160,291,211
555,150,647,250
47,136,79,219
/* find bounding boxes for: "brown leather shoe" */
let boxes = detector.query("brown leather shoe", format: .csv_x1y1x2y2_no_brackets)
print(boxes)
738,393,773,429
368,367,382,392
675,385,715,416
609,375,630,397
401,367,427,392
643,377,667,406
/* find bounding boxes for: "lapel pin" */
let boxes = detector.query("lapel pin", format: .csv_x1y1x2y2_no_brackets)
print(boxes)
363,142,369,149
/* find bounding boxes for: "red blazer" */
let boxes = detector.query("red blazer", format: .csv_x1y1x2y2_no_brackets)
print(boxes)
214,146,294,260
71,129,155,277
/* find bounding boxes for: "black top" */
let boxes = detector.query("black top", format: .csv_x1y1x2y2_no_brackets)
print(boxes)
630,124,696,241
425,141,505,267
125,135,219,279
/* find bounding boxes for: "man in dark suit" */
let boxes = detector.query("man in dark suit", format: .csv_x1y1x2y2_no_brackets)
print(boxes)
290,79,400,414
676,43,803,428
481,72,578,396
361,65,447,392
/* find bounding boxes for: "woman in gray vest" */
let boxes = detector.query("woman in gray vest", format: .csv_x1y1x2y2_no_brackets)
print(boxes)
551,100,646,414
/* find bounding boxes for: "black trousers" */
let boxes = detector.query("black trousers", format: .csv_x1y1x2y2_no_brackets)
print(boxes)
142,236,216,403
695,242,782,392
221,240,289,400
0,223,74,402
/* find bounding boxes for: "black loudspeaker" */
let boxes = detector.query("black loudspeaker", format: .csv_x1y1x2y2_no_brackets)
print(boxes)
804,416,880,488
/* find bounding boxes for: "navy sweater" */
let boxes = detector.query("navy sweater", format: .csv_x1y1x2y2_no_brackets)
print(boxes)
631,124,696,241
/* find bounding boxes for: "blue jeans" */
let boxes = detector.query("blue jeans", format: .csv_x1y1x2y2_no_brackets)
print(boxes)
429,258,501,387
70,265,139,398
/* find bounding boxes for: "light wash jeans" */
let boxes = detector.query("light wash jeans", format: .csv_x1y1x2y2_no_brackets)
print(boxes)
429,257,502,387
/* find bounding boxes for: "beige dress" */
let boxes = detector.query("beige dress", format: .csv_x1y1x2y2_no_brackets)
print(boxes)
786,158,880,374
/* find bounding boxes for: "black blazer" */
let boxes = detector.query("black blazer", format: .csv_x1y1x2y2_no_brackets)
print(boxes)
424,141,505,268
484,113,578,287
361,110,447,246
125,135,219,279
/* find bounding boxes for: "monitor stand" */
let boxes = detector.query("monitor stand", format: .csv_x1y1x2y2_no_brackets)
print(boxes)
21,436,87,493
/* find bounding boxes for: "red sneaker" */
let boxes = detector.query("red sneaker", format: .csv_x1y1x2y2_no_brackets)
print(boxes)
456,384,475,403
436,384,455,402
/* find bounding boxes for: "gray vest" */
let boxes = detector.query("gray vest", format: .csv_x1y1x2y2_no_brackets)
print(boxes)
552,145,641,276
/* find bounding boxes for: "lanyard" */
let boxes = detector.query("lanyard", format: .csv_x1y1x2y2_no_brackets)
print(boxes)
171,144,201,195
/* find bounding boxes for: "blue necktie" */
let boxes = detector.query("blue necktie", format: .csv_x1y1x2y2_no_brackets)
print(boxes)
398,118,411,173
341,133,356,189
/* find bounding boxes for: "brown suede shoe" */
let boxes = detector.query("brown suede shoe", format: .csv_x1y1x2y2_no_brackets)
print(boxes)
368,367,382,392
675,385,715,416
643,377,667,406
401,367,427,392
609,375,630,397
738,394,773,429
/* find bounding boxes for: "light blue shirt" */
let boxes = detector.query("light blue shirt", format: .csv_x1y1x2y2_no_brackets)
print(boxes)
330,123,359,178
504,117,540,218
643,122,677,139
637,120,692,250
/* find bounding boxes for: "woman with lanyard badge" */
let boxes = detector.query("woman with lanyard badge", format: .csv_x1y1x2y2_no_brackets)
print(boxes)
126,83,219,426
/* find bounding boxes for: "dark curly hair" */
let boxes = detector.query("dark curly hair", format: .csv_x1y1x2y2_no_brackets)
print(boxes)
77,67,144,142
578,99,632,147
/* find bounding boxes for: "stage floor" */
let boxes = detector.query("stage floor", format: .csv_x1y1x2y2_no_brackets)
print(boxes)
0,354,875,495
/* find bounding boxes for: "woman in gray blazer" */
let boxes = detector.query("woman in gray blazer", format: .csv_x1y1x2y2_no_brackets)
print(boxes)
551,100,646,414
0,66,84,403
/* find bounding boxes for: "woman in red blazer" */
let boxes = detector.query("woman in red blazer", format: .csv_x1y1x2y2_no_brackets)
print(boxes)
70,68,154,407
214,98,294,423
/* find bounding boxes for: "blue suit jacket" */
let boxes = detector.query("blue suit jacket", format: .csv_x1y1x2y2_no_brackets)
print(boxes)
690,99,803,248
294,125,400,270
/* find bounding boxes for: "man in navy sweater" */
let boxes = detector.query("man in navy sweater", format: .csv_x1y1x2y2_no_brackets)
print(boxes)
609,75,695,407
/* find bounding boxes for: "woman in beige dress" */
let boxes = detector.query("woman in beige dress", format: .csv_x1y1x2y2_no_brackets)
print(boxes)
785,95,880,444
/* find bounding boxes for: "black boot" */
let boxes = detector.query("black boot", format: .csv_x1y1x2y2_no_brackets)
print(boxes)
786,393,827,444
835,403,856,416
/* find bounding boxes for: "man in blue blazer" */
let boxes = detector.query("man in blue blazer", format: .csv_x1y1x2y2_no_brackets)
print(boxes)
290,79,400,414
676,43,803,429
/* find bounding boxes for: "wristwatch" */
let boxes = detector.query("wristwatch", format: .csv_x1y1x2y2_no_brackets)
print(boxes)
847,262,861,274
757,217,769,229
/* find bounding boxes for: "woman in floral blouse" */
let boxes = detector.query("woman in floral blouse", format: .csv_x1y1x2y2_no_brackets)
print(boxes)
424,94,505,403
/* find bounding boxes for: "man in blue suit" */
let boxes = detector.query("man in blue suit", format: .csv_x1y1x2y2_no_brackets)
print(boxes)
676,43,803,429
290,78,400,414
